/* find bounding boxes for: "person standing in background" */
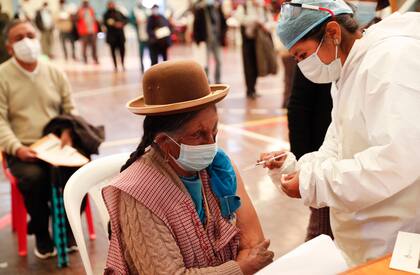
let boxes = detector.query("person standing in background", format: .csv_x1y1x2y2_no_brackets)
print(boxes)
0,4,10,64
131,0,149,73
56,0,77,61
234,0,274,99
287,67,333,241
14,0,33,21
147,5,171,66
35,2,54,58
103,1,128,72
76,0,99,64
193,0,227,84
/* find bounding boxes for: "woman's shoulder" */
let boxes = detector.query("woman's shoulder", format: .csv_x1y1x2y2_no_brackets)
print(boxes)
109,156,158,190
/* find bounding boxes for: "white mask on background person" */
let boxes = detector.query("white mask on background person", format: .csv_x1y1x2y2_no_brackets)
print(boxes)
298,37,342,84
165,135,218,172
12,37,41,63
349,1,377,26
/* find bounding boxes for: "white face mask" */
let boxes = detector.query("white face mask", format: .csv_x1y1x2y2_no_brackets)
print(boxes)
12,37,41,64
297,37,342,84
166,135,217,172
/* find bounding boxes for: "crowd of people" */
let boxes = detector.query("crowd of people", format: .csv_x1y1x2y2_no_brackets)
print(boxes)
0,0,283,90
0,0,420,274
3,0,175,71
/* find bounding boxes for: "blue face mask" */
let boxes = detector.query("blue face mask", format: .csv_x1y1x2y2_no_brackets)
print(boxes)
166,135,218,172
349,1,377,26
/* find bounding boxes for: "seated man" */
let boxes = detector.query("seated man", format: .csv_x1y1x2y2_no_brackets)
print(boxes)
0,19,75,259
103,60,274,274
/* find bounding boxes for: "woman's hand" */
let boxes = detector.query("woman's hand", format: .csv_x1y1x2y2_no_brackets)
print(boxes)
16,146,37,162
280,171,301,198
237,239,274,275
259,151,287,170
60,129,73,148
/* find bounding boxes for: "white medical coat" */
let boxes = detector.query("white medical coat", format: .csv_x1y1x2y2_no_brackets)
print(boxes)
270,12,420,266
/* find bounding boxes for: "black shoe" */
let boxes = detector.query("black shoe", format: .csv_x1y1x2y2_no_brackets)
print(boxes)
34,233,57,259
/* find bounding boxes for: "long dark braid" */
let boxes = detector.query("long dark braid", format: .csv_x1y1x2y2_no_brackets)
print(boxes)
120,110,202,172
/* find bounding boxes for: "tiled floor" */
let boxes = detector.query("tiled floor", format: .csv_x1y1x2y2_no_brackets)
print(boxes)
0,37,310,274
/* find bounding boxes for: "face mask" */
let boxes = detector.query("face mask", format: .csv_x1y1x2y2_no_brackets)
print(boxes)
166,135,217,172
298,37,342,84
13,37,41,63
349,1,377,26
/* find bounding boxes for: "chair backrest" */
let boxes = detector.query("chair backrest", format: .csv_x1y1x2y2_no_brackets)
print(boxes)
64,153,129,275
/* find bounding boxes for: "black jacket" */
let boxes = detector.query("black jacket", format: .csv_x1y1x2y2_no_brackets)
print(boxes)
43,114,105,157
287,67,332,159
147,14,171,46
103,9,128,45
193,4,227,46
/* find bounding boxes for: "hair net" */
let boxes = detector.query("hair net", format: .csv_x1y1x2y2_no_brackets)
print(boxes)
277,0,353,49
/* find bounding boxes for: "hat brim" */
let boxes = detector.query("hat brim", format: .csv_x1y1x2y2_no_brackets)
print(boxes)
126,84,229,116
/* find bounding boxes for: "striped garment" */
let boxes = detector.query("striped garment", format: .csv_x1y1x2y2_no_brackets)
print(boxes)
102,149,240,274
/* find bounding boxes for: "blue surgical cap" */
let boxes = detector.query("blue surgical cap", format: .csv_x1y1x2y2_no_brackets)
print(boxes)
277,0,353,50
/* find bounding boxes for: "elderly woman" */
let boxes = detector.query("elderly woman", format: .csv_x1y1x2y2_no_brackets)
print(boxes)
103,60,274,274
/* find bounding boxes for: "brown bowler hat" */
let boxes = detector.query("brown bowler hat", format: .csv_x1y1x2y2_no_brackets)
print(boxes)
127,60,229,116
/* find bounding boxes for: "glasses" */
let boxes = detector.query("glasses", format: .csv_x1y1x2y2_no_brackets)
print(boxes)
280,2,335,20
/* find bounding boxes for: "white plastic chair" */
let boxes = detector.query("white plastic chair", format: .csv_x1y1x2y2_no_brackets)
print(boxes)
64,153,130,275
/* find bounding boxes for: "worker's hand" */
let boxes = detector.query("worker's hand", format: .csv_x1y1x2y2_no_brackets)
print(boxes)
16,146,37,162
237,239,274,275
60,129,73,148
259,151,287,170
280,171,301,198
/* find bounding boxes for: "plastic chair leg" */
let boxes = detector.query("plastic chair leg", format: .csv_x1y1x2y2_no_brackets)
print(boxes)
11,182,17,232
15,186,27,256
4,155,27,256
85,197,96,240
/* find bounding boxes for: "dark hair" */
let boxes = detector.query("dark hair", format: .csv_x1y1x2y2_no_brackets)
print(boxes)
302,13,359,42
120,110,202,171
3,19,34,42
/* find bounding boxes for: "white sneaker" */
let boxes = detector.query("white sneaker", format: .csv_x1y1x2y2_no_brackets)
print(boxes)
34,247,57,260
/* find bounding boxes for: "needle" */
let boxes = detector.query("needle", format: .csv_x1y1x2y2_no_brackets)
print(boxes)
242,152,287,171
